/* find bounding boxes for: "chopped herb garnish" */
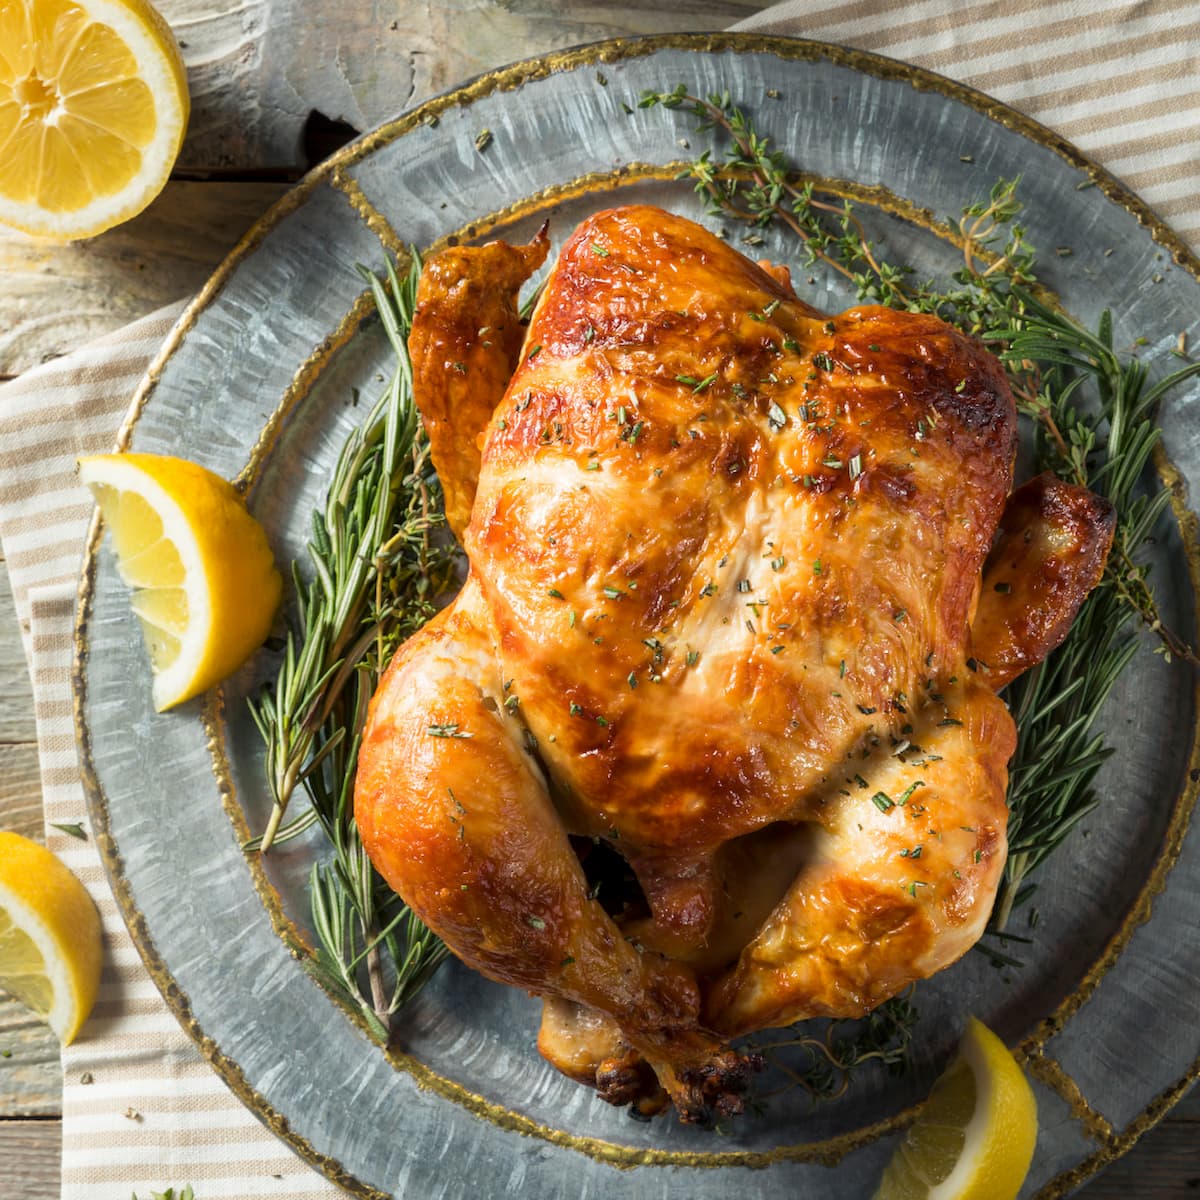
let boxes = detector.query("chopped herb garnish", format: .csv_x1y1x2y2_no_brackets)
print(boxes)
527,915,546,930
428,723,471,739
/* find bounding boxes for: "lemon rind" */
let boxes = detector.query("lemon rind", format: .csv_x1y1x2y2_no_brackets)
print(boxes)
0,0,188,239
78,454,215,710
0,877,84,1043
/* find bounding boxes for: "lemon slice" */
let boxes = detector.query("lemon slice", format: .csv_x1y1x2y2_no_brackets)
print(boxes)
78,452,282,711
0,831,103,1044
0,0,189,239
875,1016,1038,1200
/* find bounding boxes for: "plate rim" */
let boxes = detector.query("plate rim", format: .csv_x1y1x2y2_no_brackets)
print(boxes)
73,30,1200,1199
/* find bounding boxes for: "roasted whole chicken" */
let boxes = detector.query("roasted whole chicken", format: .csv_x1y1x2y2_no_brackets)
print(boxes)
354,206,1115,1122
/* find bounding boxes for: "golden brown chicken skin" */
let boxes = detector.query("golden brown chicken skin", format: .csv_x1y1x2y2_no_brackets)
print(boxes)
354,205,1113,1122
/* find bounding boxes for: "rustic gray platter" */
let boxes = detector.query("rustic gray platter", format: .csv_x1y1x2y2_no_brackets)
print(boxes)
75,33,1200,1200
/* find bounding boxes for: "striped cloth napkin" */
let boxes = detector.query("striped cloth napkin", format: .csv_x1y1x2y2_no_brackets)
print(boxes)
0,1,1195,1196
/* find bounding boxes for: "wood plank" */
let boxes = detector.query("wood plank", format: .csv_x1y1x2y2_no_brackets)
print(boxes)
163,0,770,170
0,181,288,377
1175,1082,1200,1119
1082,1117,1200,1196
0,1119,59,1200
0,743,43,840
0,1002,61,1119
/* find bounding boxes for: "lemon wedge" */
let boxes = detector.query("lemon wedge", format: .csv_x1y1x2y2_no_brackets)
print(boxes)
875,1016,1038,1200
0,0,189,239
78,452,282,711
0,831,102,1044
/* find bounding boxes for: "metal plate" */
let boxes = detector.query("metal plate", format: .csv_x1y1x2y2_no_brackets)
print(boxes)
75,33,1200,1199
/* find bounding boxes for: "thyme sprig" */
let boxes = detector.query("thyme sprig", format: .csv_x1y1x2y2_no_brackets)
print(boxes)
749,992,918,1106
641,88,1199,937
249,253,453,1036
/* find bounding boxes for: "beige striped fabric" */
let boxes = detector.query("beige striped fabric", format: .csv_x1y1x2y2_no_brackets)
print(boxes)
0,307,343,1199
735,0,1200,250
0,2,1196,1196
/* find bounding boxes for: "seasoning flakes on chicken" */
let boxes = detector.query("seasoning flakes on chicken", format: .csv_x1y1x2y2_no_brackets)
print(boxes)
354,206,1115,1123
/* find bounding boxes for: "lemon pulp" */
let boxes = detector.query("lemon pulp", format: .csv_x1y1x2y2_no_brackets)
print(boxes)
0,831,103,1045
0,0,188,237
78,453,282,710
875,1016,1038,1200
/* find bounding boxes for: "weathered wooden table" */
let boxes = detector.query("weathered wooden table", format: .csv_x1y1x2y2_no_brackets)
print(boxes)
1,2,1197,1195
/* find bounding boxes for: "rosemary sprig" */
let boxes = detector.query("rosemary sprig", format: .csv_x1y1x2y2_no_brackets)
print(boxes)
251,252,428,852
988,295,1200,926
250,253,454,1036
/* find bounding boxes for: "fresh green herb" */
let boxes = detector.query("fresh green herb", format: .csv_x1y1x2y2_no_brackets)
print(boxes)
748,990,917,1104
249,252,452,1039
427,723,471,739
50,822,87,841
676,372,718,392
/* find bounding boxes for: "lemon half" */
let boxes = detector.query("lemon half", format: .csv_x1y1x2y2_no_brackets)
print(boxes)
0,0,189,239
0,831,102,1044
79,453,282,711
875,1016,1038,1200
